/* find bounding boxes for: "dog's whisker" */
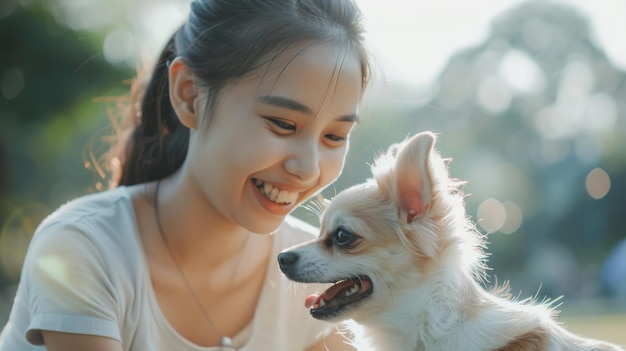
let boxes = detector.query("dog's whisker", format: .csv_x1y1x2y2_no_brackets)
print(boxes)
301,203,322,219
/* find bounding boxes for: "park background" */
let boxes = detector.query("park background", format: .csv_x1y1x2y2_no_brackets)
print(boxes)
1,0,625,346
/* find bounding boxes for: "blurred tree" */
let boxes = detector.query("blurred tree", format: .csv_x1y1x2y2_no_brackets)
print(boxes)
0,2,133,286
0,2,132,200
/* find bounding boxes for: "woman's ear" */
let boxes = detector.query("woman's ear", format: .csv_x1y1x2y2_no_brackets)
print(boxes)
169,57,199,129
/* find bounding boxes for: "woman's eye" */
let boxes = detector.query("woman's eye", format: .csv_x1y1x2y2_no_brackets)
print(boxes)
333,228,356,247
266,117,296,131
325,134,347,143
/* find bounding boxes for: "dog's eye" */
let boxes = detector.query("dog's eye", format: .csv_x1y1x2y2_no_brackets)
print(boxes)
333,228,356,248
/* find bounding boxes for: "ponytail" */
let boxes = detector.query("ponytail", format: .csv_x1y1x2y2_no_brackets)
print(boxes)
117,31,189,186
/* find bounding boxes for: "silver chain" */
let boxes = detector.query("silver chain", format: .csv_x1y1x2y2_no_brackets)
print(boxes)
153,180,246,350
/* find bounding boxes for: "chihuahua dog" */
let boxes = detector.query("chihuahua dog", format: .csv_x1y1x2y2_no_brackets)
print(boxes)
278,132,624,351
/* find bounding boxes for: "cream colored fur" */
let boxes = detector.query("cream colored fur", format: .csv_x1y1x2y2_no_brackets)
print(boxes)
280,131,624,351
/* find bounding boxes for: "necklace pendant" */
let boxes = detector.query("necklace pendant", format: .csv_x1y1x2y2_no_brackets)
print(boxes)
220,336,233,348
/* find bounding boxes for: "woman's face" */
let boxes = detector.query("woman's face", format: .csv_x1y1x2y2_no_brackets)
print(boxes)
184,43,364,233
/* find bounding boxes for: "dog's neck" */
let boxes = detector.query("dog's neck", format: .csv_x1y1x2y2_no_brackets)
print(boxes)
356,259,550,351
352,259,477,349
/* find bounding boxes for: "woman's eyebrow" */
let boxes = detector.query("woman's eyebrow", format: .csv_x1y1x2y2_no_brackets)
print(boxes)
257,95,359,122
258,95,312,115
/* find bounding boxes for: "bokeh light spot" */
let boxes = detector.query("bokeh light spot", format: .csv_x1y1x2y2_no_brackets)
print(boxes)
500,201,523,234
64,2,113,31
477,76,511,114
499,49,546,94
103,29,135,64
558,61,594,102
586,93,617,132
586,167,610,200
477,198,506,233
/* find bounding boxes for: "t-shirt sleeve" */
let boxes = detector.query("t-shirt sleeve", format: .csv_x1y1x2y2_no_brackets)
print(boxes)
21,222,121,345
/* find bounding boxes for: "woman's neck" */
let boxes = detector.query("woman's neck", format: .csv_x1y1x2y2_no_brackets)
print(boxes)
152,172,253,269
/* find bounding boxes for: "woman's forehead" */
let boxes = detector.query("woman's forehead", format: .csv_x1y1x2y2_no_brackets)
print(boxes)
240,42,358,85
252,43,363,111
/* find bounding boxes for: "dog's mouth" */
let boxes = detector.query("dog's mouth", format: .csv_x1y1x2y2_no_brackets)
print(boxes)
304,276,373,320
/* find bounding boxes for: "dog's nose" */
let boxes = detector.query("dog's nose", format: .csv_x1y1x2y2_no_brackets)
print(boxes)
277,251,299,269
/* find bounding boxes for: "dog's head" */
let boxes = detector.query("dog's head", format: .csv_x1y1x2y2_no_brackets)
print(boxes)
278,131,486,323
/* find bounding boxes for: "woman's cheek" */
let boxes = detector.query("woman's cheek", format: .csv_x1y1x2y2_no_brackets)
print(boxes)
322,146,349,185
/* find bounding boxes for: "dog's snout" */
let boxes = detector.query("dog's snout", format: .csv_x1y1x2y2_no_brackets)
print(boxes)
277,251,299,269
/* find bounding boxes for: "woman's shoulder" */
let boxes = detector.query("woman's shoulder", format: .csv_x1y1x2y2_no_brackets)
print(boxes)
31,187,137,252
42,187,131,226
22,186,142,285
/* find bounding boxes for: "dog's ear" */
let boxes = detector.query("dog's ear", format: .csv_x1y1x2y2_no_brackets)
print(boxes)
392,132,437,222
386,142,401,158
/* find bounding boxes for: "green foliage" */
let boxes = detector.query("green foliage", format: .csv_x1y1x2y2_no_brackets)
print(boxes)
0,4,129,125
0,2,133,285
0,2,132,198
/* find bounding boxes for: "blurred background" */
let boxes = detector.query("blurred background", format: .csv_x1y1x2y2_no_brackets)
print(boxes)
1,0,625,344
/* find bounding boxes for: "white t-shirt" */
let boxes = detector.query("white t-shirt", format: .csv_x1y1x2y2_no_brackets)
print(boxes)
0,187,335,350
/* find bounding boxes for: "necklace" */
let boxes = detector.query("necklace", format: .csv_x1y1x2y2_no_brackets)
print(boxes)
153,180,247,350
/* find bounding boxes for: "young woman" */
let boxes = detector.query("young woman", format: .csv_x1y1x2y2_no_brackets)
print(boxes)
0,0,370,350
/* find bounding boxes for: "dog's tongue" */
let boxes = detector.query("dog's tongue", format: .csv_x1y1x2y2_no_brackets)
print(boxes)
305,294,321,308
304,279,357,309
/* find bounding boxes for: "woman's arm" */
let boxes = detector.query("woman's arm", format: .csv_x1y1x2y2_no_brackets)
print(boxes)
41,331,123,351
306,329,357,351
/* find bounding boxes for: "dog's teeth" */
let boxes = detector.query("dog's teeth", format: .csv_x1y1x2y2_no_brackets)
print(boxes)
343,284,360,297
319,299,326,307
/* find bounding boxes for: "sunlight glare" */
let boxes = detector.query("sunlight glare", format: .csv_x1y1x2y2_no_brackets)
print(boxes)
356,0,525,85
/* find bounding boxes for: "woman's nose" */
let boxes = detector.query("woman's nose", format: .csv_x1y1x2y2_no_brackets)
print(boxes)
283,141,321,183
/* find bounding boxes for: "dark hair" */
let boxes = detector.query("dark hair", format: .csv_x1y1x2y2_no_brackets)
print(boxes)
108,0,370,187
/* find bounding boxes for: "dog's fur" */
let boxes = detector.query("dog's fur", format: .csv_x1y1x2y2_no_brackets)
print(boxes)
278,132,624,351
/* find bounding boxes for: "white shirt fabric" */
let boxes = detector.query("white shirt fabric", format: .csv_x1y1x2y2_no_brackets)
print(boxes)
0,186,335,350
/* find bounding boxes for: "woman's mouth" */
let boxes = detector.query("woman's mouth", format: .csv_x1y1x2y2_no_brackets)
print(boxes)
253,179,299,205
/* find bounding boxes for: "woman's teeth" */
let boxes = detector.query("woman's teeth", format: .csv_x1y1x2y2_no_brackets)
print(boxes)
254,179,299,205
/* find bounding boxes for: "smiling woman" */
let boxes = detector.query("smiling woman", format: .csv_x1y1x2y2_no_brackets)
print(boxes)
173,42,364,230
0,1,371,350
